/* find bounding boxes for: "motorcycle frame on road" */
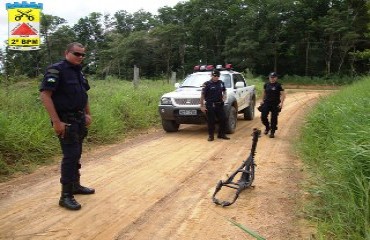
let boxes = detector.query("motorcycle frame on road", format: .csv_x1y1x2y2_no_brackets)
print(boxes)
212,128,261,207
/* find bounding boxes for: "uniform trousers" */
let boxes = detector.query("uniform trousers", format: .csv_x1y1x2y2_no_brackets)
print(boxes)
261,103,280,131
206,102,227,137
58,113,87,184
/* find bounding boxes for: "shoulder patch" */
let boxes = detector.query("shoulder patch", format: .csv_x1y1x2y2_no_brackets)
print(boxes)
47,73,59,78
47,69,59,74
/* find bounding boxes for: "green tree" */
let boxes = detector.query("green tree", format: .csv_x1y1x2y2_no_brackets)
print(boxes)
149,24,186,78
73,12,107,74
2,49,41,78
2,0,370,78
40,13,67,64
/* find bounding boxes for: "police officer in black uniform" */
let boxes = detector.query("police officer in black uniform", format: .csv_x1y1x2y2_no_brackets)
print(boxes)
40,42,95,211
260,72,286,138
200,69,230,141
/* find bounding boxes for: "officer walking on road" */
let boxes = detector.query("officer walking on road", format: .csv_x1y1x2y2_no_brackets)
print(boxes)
260,72,286,138
200,69,230,141
39,42,95,211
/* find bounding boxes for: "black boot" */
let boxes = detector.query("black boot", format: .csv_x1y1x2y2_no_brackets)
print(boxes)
217,135,230,140
264,126,270,135
59,184,81,210
73,181,95,195
269,131,275,138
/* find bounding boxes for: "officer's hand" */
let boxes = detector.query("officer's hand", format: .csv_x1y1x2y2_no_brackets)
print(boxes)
85,114,92,127
53,121,67,138
200,106,207,113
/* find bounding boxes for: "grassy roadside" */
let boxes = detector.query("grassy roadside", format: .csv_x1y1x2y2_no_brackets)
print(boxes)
0,79,174,180
296,77,370,239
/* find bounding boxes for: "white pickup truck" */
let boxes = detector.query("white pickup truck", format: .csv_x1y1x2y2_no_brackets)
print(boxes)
158,65,256,133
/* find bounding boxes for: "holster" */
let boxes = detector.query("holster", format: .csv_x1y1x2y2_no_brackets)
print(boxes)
58,111,88,143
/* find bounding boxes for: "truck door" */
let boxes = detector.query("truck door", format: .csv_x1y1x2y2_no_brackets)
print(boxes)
233,74,248,109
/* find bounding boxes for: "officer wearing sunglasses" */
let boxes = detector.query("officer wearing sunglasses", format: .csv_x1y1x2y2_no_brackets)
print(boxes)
39,42,94,211
200,69,230,141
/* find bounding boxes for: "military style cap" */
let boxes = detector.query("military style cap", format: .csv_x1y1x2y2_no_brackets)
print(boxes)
269,72,277,77
212,69,220,77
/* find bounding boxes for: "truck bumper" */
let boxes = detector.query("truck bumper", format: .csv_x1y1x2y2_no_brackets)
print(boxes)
158,106,207,124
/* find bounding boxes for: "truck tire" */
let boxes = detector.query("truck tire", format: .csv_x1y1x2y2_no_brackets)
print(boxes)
162,119,180,132
225,106,237,134
244,97,255,120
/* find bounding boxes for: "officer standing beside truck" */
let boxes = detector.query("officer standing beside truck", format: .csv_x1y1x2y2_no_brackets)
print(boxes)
200,69,230,141
39,42,95,211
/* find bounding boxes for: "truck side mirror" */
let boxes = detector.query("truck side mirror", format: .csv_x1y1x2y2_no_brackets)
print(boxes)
235,82,245,89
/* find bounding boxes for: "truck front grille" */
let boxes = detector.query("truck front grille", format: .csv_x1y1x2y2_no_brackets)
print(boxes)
174,98,200,106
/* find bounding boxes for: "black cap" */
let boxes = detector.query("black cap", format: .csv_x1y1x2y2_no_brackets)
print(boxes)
269,72,277,77
212,69,220,77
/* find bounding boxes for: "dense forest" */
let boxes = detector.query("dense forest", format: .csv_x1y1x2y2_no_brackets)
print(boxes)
0,0,369,80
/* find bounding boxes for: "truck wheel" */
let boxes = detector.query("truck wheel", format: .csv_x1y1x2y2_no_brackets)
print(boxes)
244,98,255,120
162,120,180,132
225,106,237,134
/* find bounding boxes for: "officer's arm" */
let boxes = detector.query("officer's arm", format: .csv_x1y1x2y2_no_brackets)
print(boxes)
84,102,92,127
40,90,65,137
222,90,227,102
200,84,207,112
279,90,286,108
261,90,266,104
85,102,91,115
200,93,204,107
200,92,207,113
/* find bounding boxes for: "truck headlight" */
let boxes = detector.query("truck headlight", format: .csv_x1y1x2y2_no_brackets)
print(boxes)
161,97,172,105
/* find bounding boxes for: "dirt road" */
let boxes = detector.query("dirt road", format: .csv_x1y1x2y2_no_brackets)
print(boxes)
0,90,332,240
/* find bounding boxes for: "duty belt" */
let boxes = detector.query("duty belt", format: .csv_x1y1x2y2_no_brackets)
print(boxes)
59,110,84,123
207,101,223,107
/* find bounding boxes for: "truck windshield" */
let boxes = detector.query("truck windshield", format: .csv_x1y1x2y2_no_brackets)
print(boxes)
181,74,231,88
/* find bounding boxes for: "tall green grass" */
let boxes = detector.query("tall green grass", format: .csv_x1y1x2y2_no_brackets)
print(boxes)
296,77,370,239
0,81,56,176
0,78,174,179
87,79,173,143
246,77,264,97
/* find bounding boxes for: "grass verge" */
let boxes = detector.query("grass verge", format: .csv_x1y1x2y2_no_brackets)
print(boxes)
296,77,370,239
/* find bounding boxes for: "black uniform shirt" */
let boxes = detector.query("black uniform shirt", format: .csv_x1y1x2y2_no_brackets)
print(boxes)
263,82,284,104
202,80,226,103
39,60,90,113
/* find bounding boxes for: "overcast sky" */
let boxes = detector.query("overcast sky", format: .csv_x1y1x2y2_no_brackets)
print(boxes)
1,0,183,49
